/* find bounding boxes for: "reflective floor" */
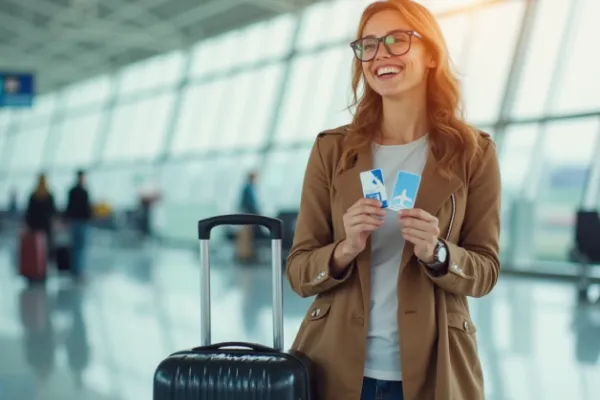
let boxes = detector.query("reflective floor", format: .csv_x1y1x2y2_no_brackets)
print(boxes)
0,236,599,400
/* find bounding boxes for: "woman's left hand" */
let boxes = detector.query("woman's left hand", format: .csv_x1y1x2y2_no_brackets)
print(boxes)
399,208,440,263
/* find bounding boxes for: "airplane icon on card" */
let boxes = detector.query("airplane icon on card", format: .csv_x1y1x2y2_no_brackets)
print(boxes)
391,189,414,209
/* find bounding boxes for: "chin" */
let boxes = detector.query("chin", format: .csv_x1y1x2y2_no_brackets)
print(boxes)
372,79,422,100
378,87,409,99
375,85,412,100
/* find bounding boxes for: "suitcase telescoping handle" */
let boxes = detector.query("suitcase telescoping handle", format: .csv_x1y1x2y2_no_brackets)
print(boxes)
197,214,284,351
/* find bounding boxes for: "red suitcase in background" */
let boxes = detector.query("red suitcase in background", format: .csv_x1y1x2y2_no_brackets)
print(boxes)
19,229,47,282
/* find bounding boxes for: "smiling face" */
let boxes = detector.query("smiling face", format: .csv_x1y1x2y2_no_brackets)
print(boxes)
359,9,435,100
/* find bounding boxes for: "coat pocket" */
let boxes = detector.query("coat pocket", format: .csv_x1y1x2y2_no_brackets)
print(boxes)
446,312,484,386
447,312,477,334
291,301,332,351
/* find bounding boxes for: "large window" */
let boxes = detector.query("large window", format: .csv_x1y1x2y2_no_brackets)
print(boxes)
117,50,185,96
63,74,113,111
8,126,49,172
510,0,572,119
552,0,600,114
0,110,15,136
274,47,350,144
296,0,370,51
189,14,294,80
52,111,105,168
170,80,227,154
532,117,600,260
499,123,539,196
257,147,312,214
172,61,285,154
438,13,471,71
460,1,525,125
2,94,58,173
102,93,175,163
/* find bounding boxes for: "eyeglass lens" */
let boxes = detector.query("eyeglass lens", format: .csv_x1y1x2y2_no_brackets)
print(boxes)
353,31,412,61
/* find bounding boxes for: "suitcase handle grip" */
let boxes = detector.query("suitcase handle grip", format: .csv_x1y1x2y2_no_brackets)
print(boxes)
198,214,283,240
192,341,276,353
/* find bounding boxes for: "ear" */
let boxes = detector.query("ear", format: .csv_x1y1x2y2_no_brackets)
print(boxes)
426,55,437,69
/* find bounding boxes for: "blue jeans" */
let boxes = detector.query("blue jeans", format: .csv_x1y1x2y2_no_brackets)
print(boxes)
70,222,89,275
361,377,404,400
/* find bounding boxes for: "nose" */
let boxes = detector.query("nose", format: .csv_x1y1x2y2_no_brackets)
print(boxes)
375,42,392,60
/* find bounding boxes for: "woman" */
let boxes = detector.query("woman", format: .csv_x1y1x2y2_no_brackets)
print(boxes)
25,173,57,256
286,1,500,400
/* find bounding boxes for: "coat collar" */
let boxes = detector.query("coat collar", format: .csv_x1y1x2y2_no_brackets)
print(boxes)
332,139,463,314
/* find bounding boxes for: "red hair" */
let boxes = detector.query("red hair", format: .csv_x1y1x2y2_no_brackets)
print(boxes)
342,0,480,177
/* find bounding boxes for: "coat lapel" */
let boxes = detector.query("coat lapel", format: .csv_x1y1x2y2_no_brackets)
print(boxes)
331,146,372,212
332,146,373,317
398,148,463,274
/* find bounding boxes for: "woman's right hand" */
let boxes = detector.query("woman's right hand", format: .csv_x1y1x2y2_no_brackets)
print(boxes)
331,198,385,276
341,198,385,254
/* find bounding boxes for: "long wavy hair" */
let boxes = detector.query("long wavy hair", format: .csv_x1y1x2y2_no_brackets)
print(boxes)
341,0,480,178
33,174,49,198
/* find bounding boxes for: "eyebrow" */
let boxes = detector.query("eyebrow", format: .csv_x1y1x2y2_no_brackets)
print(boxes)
360,29,409,39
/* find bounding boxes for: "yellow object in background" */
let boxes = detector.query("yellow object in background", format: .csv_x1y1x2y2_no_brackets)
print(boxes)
93,202,113,218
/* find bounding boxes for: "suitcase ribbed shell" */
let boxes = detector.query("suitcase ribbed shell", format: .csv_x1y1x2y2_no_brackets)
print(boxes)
153,344,313,400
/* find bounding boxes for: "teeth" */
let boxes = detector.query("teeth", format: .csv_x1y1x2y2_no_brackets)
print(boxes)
377,66,401,76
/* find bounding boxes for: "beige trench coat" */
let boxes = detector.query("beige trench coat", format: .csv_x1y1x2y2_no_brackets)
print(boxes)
286,125,501,400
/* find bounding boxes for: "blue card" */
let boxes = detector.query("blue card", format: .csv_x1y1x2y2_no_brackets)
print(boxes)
360,168,389,208
390,171,421,211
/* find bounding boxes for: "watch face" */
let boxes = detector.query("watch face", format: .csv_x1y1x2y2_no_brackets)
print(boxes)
437,244,448,263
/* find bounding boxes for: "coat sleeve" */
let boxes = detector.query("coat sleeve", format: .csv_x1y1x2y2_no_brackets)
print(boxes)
286,135,354,298
425,138,501,298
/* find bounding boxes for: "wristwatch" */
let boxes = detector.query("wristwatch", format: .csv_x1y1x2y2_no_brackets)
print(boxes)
421,239,448,272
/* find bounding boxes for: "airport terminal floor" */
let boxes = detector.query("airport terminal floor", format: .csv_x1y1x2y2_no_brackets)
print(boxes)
0,233,599,400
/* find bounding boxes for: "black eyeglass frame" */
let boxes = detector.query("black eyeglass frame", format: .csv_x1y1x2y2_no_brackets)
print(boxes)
349,29,423,62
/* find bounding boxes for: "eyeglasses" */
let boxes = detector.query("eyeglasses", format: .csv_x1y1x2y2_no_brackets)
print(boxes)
350,30,422,62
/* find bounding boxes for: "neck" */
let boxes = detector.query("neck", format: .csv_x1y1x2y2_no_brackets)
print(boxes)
378,87,429,145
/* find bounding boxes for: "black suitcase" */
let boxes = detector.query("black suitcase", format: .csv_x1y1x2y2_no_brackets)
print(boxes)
153,214,314,399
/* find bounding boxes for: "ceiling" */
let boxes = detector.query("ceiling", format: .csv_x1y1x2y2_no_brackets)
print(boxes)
0,0,319,94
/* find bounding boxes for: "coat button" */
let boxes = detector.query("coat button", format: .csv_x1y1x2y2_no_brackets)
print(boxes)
311,308,320,317
463,320,470,331
316,271,326,280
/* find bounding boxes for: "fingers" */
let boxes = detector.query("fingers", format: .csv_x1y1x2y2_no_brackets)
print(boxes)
401,227,430,241
399,208,438,224
344,198,385,235
352,223,382,233
347,214,383,228
348,198,386,217
400,216,440,236
401,232,426,246
347,206,385,219
350,198,384,210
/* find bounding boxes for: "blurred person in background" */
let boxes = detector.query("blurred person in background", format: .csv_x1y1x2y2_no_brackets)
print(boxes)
25,173,57,256
65,169,93,280
240,170,260,215
9,187,19,217
236,170,262,262
286,1,501,399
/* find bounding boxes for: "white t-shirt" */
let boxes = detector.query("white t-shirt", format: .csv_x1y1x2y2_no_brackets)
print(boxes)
363,135,428,381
